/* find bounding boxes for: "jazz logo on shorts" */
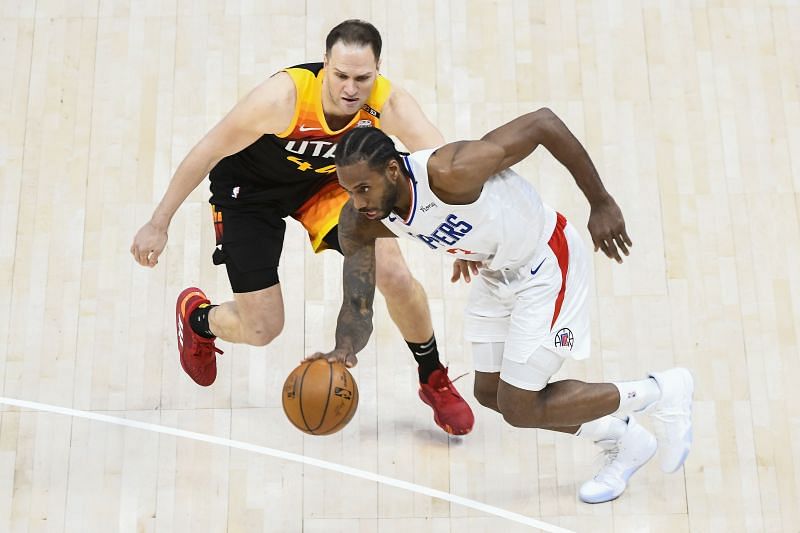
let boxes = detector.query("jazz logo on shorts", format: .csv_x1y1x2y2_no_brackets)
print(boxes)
554,328,574,350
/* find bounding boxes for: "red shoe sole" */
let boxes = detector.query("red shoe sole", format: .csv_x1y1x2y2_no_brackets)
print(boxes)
418,389,472,436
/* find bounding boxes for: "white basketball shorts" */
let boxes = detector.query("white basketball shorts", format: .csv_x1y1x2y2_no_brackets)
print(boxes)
465,213,591,389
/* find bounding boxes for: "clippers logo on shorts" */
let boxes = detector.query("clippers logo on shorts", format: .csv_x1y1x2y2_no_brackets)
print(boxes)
554,328,574,350
414,214,473,250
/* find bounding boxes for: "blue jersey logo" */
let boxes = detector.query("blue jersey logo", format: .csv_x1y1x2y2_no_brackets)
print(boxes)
414,214,473,250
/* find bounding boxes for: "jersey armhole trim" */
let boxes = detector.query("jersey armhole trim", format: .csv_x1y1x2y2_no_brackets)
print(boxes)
275,69,301,138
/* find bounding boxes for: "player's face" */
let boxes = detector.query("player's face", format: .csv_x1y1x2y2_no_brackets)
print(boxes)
323,43,379,117
338,161,399,221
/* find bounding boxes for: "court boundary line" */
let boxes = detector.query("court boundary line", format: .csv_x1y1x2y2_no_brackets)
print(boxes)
0,396,574,532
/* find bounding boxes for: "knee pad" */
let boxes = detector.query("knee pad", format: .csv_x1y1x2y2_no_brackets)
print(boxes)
472,342,504,373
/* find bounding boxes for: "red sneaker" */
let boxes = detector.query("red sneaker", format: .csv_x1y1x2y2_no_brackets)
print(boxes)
176,287,223,387
418,366,475,435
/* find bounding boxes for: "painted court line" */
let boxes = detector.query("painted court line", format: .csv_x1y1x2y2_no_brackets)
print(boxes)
0,396,574,532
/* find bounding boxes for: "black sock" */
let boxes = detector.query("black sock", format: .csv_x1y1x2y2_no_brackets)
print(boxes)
407,335,442,383
189,303,217,338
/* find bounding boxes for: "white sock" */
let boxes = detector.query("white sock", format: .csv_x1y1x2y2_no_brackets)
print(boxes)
576,415,628,443
613,378,661,417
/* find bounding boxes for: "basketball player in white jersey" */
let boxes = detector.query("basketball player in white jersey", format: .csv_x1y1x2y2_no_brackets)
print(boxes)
307,108,695,503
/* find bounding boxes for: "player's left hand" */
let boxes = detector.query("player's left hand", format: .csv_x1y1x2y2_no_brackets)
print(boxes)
588,196,632,263
305,348,358,368
451,259,483,283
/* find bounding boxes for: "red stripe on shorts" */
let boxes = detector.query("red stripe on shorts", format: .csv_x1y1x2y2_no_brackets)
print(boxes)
548,213,569,329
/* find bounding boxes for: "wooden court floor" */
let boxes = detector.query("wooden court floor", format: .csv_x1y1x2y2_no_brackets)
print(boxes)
1,1,799,532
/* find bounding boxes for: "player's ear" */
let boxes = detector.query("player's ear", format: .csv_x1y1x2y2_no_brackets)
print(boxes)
388,159,403,182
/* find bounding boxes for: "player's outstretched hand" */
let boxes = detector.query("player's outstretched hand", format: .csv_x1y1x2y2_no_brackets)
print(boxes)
588,197,632,263
451,259,483,283
131,221,168,267
306,349,358,368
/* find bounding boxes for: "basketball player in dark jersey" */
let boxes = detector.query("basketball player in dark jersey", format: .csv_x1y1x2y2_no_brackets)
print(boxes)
130,20,474,435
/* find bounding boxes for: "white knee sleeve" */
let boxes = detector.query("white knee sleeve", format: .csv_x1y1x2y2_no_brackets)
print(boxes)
472,342,505,373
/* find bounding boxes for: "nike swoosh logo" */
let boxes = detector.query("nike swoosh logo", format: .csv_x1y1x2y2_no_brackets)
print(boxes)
299,125,321,132
530,258,546,276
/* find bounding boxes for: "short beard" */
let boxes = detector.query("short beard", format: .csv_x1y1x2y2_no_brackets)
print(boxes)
377,181,399,219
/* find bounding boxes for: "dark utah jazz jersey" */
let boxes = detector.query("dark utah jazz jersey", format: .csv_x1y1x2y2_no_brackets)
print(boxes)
209,62,392,214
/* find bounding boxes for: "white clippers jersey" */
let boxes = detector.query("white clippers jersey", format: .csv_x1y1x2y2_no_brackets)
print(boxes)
382,149,557,270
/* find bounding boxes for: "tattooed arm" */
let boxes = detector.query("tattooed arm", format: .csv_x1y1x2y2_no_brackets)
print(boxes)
327,203,378,367
305,199,397,368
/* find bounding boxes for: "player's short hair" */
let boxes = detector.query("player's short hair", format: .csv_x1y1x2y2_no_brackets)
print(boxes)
335,127,405,174
326,19,382,60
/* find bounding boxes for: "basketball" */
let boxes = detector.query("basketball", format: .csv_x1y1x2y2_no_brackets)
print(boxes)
282,358,359,435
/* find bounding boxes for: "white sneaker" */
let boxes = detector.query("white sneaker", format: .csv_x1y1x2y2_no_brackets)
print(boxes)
578,416,657,504
646,367,694,473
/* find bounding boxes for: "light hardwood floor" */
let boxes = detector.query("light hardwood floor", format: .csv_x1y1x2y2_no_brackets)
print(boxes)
1,1,799,532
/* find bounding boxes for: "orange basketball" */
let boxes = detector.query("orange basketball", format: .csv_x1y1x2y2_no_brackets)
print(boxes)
282,358,359,435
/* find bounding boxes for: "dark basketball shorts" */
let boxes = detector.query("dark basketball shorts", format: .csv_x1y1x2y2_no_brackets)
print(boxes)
210,181,348,293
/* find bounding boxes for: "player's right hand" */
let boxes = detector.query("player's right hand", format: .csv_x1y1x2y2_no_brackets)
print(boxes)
588,196,631,263
130,221,168,267
305,349,358,368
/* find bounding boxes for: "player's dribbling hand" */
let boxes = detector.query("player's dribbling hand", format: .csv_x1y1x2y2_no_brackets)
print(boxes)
306,349,358,368
130,221,168,267
451,259,483,283
588,196,632,263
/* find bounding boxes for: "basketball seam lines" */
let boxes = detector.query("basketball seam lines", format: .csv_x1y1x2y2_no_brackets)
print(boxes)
298,361,313,433
309,361,334,434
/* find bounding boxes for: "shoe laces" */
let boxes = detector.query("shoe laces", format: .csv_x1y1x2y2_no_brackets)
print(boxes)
592,442,623,482
196,337,223,359
451,370,470,384
427,368,467,399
